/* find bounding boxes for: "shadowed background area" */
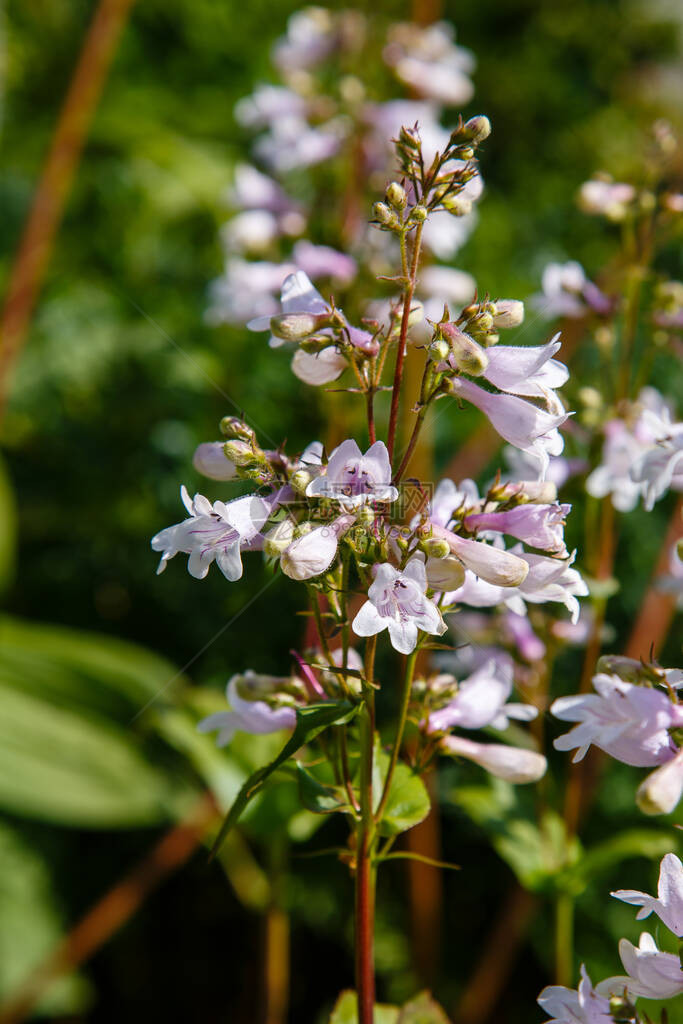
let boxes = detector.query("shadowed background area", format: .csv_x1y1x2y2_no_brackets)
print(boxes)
0,0,682,1021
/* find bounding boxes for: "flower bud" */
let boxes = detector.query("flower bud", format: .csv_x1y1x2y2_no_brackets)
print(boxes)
420,537,452,560
595,654,648,684
299,333,334,354
492,300,525,329
220,416,256,442
290,468,316,496
385,182,407,210
442,195,472,217
223,440,265,468
439,322,489,376
463,115,491,144
457,146,474,160
399,125,420,149
410,205,428,223
426,554,466,591
263,519,296,557
270,312,330,341
429,338,450,362
281,523,341,581
372,201,400,230
494,481,558,504
441,735,546,783
636,749,683,815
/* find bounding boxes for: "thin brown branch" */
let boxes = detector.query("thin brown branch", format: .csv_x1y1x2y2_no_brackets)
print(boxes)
0,0,136,422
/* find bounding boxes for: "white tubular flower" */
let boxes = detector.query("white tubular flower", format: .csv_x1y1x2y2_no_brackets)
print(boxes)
426,477,481,528
612,853,683,936
383,21,475,106
192,442,238,481
491,299,525,329
482,334,568,404
151,486,271,581
636,748,683,816
578,179,636,220
352,556,446,655
197,674,297,746
291,346,347,386
464,503,570,556
430,524,529,587
280,514,354,581
533,260,588,319
427,658,535,733
425,555,466,591
631,426,683,510
449,376,569,480
596,933,683,1001
538,965,612,1024
510,548,588,624
307,439,398,507
441,734,547,783
551,674,683,767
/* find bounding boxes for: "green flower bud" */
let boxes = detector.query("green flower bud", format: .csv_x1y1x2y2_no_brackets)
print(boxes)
386,182,407,210
263,519,296,557
491,299,525,329
372,201,400,229
457,146,474,160
270,312,329,341
463,115,491,144
220,416,256,442
420,537,451,559
442,195,472,217
429,338,450,361
223,440,265,468
439,322,489,376
410,205,428,223
290,468,316,496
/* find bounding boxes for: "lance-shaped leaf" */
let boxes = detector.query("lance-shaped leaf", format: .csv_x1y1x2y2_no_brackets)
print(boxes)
210,700,357,857
296,763,355,816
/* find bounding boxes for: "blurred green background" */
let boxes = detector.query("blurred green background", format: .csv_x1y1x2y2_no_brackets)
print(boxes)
0,0,682,1020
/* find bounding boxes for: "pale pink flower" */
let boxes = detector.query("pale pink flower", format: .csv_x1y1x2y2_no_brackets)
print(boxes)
427,658,536,733
352,556,446,655
481,334,568,403
198,673,297,745
636,748,683,816
596,933,683,1001
292,240,356,283
448,376,569,479
538,965,612,1024
272,8,338,71
383,21,475,106
291,347,347,386
280,514,355,581
151,486,272,581
510,547,588,624
248,270,329,348
430,524,530,587
464,503,570,556
533,260,588,319
551,673,683,767
307,439,398,507
578,179,636,220
612,853,683,937
192,442,238,481
441,734,547,783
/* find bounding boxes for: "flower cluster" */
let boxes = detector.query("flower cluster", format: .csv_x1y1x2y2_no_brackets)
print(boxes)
538,853,683,1022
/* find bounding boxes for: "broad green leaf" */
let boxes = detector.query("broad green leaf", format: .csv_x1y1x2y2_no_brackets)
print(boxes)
373,745,431,838
398,991,452,1023
210,700,358,857
329,990,400,1023
0,616,185,720
296,762,354,815
0,456,17,594
0,684,193,826
0,820,90,1011
494,811,581,893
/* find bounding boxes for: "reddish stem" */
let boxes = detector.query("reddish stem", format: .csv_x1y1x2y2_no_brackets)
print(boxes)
355,832,375,1023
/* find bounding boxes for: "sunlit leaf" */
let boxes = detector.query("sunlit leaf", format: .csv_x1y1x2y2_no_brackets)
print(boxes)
329,990,400,1023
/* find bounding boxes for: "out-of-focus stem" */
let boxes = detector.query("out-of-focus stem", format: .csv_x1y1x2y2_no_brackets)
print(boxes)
262,839,290,1024
356,636,377,1024
0,0,136,423
387,223,423,462
554,893,575,987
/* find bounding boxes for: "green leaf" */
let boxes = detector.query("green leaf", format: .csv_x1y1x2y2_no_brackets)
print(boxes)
0,684,193,826
398,992,452,1023
373,745,431,838
210,700,358,857
567,830,675,891
296,763,354,815
329,990,400,1023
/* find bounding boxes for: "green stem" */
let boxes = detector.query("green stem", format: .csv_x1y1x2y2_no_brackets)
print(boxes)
387,223,424,463
355,636,377,1024
375,650,418,825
